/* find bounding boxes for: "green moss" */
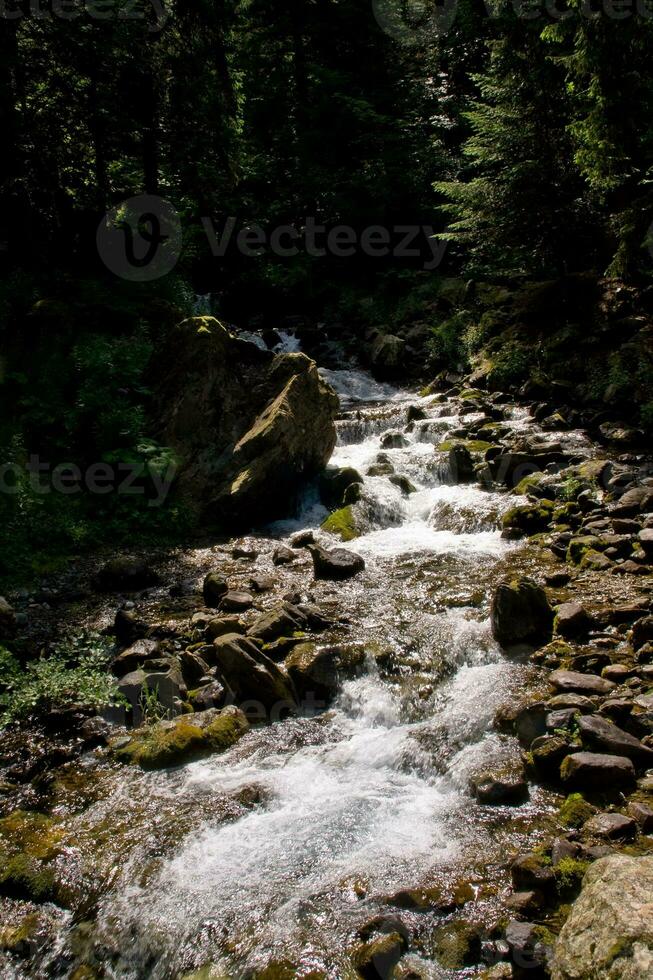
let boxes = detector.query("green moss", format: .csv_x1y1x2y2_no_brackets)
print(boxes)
558,793,595,828
438,439,493,453
514,472,547,497
112,711,248,770
502,500,555,535
460,388,484,400
321,505,360,542
433,920,481,970
0,912,42,951
554,857,589,897
0,811,64,902
567,536,602,565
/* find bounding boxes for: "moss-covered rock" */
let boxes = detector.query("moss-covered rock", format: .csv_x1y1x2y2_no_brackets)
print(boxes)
321,505,360,542
567,536,602,564
433,920,482,970
111,706,249,770
353,932,407,979
502,500,555,535
438,438,493,454
558,793,597,829
0,810,64,902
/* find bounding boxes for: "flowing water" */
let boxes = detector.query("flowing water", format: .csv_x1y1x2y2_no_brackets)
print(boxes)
8,363,568,979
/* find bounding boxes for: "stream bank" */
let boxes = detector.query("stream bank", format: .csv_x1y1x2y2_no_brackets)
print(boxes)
0,338,652,979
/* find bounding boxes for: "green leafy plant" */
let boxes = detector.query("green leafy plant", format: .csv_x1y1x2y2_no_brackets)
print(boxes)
0,633,122,726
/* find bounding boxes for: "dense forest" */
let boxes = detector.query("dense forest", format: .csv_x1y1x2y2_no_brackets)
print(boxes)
2,0,653,575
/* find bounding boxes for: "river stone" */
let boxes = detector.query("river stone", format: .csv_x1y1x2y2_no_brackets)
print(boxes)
560,752,636,790
491,577,554,648
511,854,556,894
308,544,365,581
505,920,551,974
448,444,475,483
319,466,364,508
153,317,339,527
577,714,653,765
205,616,246,640
639,528,653,555
290,530,315,548
582,811,637,840
546,693,596,713
551,855,653,979
285,642,366,705
96,557,159,592
203,572,229,608
470,766,528,806
549,670,616,696
628,802,653,833
212,633,296,714
219,591,254,613
110,638,160,676
247,603,306,643
554,603,594,639
111,706,249,770
272,545,296,566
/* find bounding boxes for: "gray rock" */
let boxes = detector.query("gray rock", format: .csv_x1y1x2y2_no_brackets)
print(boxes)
212,633,296,715
285,642,366,705
628,802,653,833
555,602,594,639
309,544,365,581
272,545,296,566
577,714,653,765
551,855,653,979
561,752,636,791
247,603,306,643
633,616,653,651
550,670,616,696
582,811,637,840
219,591,254,613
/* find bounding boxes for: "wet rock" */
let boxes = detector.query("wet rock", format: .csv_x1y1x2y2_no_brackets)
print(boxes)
249,574,275,593
433,920,482,970
531,735,575,778
96,557,159,592
290,530,315,548
560,752,636,791
554,603,594,639
546,693,596,713
117,663,187,720
79,716,113,746
308,544,365,581
628,801,653,833
511,854,556,894
353,931,407,979
205,616,246,640
638,528,653,555
503,501,554,536
610,485,653,516
219,591,254,613
321,504,361,541
0,597,17,641
549,670,616,696
448,444,475,483
111,706,249,769
203,572,229,608
272,545,296,566
247,603,306,643
381,431,409,449
489,453,544,488
110,638,160,676
491,577,554,648
471,765,528,805
545,571,572,587
577,714,653,765
0,810,64,903
319,466,364,508
285,642,366,704
389,473,417,495
551,838,583,865
551,855,653,980
179,649,211,685
213,633,296,714
505,920,551,976
188,680,225,711
582,811,637,840
511,702,548,745
154,318,338,527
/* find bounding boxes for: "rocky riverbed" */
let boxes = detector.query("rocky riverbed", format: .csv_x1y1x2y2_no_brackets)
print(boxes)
0,337,652,979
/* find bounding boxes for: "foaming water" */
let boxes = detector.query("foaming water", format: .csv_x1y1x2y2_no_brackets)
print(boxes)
65,365,539,979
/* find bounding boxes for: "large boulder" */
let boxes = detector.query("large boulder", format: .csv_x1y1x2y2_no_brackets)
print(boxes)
285,642,366,704
551,855,653,979
212,633,296,716
153,317,339,528
560,752,635,791
491,577,554,648
577,714,653,766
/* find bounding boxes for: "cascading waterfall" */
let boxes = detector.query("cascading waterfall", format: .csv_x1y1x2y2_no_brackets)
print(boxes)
20,359,556,980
